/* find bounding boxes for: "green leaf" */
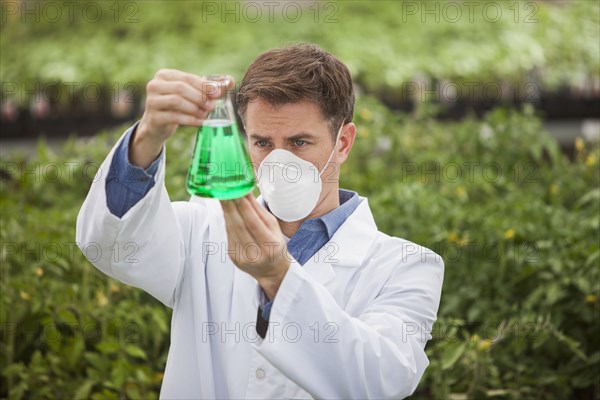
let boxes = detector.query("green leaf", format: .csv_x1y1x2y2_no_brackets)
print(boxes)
8,381,28,400
584,250,600,268
576,188,600,208
1,362,26,378
152,308,168,333
96,341,120,355
91,388,119,400
552,329,588,362
125,345,147,360
441,342,467,370
57,309,79,325
67,336,85,369
125,384,142,400
111,359,129,388
84,352,107,373
74,380,96,400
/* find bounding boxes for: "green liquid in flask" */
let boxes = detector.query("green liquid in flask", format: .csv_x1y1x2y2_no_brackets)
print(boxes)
186,119,255,200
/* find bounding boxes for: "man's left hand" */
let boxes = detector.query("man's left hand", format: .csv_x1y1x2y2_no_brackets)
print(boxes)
221,194,290,300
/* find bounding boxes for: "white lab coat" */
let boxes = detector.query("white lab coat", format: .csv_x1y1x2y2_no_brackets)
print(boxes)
76,129,444,399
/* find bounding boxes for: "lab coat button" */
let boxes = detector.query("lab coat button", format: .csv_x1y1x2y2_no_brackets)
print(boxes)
255,368,265,381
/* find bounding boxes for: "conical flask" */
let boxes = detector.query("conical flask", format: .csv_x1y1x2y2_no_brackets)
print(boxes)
186,81,255,200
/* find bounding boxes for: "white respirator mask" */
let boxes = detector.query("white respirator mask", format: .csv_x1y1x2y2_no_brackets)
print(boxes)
256,125,343,222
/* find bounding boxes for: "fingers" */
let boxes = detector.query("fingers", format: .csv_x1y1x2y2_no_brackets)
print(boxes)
221,196,279,250
155,69,234,99
145,111,204,128
153,81,216,113
219,75,236,91
221,200,256,247
233,196,277,245
146,70,236,126
154,69,217,96
221,196,285,268
220,201,244,263
245,194,280,230
222,196,288,273
148,94,210,117
241,195,279,233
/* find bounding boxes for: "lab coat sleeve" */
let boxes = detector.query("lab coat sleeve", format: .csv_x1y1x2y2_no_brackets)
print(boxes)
76,128,200,308
253,251,444,399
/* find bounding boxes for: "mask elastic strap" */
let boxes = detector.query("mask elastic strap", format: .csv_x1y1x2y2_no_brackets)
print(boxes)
318,123,344,177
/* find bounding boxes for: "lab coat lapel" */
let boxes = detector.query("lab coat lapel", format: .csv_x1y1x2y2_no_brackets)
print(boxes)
302,253,337,285
327,197,379,268
256,195,379,286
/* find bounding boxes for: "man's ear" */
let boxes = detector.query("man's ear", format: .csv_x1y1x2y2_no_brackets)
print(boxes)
336,123,356,164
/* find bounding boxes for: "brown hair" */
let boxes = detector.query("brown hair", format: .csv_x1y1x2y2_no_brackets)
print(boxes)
236,43,354,141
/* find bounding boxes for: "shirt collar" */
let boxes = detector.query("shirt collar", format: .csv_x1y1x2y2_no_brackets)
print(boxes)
298,189,359,239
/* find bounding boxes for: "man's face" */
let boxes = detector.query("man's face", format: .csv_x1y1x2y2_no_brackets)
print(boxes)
245,100,338,171
244,99,354,212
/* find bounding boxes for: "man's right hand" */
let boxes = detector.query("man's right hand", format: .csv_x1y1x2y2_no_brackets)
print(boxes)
131,69,234,169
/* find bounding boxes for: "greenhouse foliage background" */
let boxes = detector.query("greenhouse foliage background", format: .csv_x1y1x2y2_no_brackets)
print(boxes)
1,0,599,399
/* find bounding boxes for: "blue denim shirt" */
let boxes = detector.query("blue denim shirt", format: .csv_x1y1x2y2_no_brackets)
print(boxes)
105,124,360,320
105,123,162,217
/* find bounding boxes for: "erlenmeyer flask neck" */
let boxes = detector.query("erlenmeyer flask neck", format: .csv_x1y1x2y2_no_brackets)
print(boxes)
208,99,228,121
207,92,234,123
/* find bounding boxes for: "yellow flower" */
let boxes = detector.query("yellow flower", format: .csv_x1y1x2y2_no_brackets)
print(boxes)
549,184,558,194
360,108,373,122
34,267,44,277
360,128,370,138
454,186,467,197
96,291,108,307
585,153,597,167
19,291,31,301
585,294,597,304
109,282,120,293
448,232,459,242
477,339,492,352
504,229,515,239
575,137,584,152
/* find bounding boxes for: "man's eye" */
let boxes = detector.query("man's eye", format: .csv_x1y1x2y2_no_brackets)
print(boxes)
294,140,306,147
256,140,268,147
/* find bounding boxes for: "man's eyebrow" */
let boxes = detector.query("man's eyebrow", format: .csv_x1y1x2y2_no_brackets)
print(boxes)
247,132,319,141
287,132,318,141
248,133,271,141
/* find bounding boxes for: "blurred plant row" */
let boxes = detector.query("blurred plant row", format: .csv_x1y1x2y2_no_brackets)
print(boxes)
1,0,599,397
1,94,598,398
1,0,599,104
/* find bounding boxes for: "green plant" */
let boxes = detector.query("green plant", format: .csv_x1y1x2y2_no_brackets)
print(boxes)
1,97,598,399
346,99,600,399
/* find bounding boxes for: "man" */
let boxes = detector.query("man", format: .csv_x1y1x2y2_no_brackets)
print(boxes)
76,43,444,399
